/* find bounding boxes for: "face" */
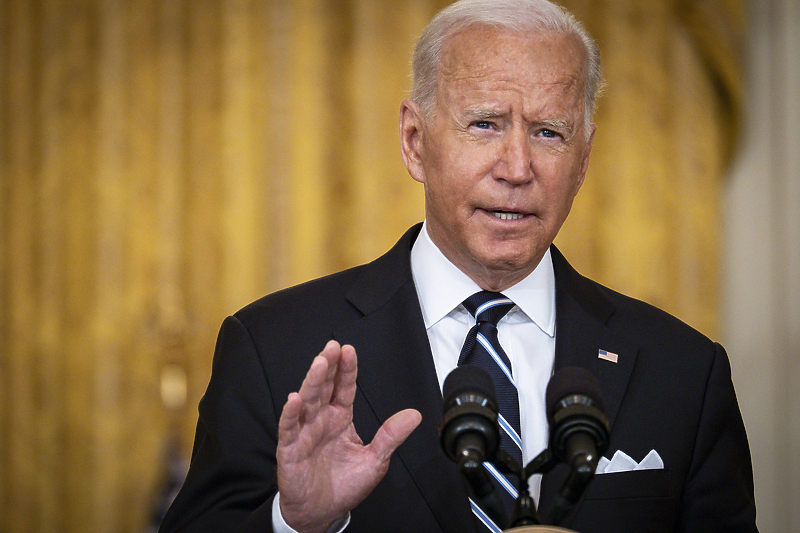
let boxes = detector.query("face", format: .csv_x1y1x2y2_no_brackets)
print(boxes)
400,27,595,291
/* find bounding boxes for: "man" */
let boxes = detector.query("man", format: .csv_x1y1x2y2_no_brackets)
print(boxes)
159,1,757,532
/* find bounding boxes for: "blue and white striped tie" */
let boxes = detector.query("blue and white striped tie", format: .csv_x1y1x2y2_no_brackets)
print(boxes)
459,291,521,532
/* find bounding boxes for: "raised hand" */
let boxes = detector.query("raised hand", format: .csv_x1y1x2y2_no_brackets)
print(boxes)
276,340,422,533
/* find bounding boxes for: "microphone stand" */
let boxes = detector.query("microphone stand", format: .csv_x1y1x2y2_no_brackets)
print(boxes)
459,442,508,530
492,448,555,528
493,448,582,532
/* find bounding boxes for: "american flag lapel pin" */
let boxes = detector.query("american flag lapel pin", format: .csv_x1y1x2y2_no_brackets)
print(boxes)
598,349,619,363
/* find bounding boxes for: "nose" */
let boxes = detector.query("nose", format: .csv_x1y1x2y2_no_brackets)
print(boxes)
495,128,533,184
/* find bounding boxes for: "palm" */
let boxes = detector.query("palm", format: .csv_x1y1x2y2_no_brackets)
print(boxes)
277,341,421,533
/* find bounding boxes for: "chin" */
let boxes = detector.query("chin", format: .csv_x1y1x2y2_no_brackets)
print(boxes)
475,249,539,274
484,237,540,260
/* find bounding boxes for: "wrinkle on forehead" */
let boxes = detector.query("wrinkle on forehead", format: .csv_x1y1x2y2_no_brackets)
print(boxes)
433,27,587,132
437,26,586,99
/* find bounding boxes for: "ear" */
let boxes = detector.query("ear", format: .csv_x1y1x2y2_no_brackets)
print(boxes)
574,123,596,193
399,99,426,184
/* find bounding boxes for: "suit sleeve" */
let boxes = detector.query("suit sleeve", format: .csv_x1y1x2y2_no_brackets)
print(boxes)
678,343,758,532
158,315,279,533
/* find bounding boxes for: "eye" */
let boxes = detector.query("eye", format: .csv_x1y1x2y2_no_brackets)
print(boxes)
472,120,494,130
539,128,560,138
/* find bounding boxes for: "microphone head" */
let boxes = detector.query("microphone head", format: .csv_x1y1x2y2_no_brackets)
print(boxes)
440,365,499,464
546,366,605,416
546,366,610,468
443,365,496,409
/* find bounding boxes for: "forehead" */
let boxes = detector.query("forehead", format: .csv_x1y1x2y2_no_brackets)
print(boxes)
437,26,586,109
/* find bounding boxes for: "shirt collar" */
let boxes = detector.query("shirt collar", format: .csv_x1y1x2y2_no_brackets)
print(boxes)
410,221,556,337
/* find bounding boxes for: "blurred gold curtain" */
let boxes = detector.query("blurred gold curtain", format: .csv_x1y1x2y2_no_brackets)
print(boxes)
557,0,744,335
0,1,742,532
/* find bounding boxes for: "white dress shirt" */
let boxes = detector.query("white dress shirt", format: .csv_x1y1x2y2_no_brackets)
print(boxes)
273,222,557,532
410,222,557,503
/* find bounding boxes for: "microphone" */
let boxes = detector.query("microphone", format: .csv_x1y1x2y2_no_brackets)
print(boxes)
440,365,506,528
545,366,610,525
440,365,499,469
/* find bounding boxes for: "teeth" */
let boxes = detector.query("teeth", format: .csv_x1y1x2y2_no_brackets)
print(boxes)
492,211,524,220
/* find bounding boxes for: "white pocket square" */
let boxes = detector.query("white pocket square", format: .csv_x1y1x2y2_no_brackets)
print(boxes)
596,449,664,474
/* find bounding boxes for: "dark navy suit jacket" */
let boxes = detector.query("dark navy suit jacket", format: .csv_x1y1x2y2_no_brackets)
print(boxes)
159,224,757,533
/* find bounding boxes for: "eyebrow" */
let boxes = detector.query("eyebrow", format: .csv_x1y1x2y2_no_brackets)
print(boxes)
462,108,507,121
537,118,571,132
459,108,576,135
464,109,573,131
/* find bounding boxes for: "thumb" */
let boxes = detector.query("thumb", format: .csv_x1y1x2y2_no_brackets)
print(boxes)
369,409,422,463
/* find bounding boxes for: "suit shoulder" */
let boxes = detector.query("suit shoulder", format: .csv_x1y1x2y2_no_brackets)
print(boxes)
600,282,713,345
552,246,715,352
234,264,368,326
233,224,420,329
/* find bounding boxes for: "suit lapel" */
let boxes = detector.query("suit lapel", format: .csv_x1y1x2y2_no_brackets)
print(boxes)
539,246,640,524
334,225,477,533
550,246,639,432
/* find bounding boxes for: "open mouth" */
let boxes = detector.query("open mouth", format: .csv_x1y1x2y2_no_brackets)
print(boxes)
490,211,525,221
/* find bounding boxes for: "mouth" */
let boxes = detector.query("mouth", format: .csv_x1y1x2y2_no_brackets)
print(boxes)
489,210,526,221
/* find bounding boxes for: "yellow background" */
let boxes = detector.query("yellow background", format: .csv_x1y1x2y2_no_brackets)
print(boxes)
0,1,742,531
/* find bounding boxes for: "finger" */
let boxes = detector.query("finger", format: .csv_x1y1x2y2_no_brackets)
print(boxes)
278,391,303,446
368,409,422,463
317,340,343,404
306,340,343,404
331,344,358,408
296,347,337,420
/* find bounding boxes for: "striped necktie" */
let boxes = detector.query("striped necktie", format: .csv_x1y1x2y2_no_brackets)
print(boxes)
458,291,521,532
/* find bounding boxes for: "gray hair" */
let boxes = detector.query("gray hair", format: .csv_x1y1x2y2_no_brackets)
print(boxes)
410,0,604,132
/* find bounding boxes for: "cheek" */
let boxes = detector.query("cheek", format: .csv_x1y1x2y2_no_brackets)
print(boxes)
552,180,581,211
539,159,584,200
424,156,473,201
562,173,582,199
426,179,467,223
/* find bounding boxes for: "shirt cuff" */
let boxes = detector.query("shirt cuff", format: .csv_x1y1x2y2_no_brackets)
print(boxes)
272,492,351,533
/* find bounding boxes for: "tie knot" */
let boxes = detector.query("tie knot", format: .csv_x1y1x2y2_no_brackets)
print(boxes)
463,291,515,326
